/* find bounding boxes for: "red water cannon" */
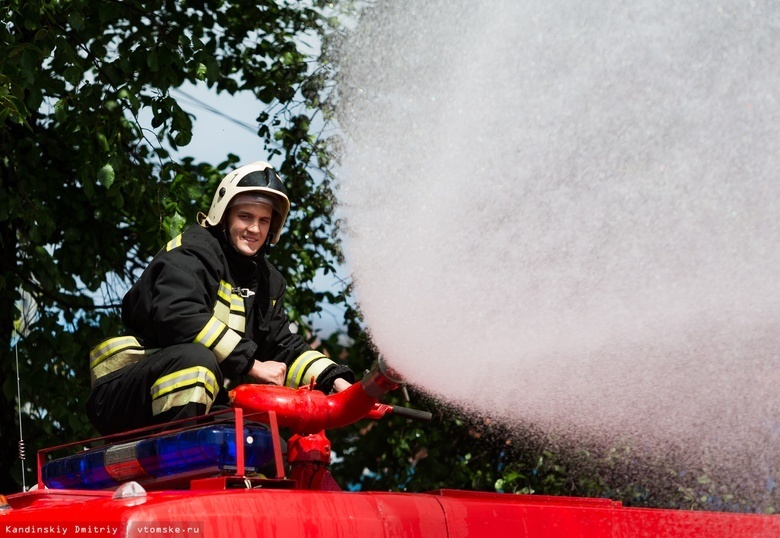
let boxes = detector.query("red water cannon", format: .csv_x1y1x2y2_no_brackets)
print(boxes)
229,356,427,434
229,357,431,490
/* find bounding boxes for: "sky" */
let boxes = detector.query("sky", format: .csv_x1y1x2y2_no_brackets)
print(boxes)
171,83,262,164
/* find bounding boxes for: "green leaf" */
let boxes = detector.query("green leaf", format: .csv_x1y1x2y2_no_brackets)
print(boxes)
67,13,86,32
99,2,119,24
117,86,141,112
54,98,68,122
97,163,115,188
97,132,109,152
195,63,207,80
164,212,187,238
147,49,159,72
64,66,82,86
173,129,192,147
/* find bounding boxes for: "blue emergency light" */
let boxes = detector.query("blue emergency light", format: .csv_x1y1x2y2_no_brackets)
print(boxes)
41,424,275,490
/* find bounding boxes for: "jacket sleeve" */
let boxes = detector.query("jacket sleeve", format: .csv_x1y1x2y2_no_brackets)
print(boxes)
253,272,355,393
123,235,256,378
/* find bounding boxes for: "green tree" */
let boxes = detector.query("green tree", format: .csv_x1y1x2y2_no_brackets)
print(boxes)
0,0,349,493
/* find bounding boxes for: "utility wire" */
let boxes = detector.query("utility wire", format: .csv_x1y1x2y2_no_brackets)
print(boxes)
172,88,259,134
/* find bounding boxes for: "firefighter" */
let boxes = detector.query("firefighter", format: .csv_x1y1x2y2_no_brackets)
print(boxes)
86,161,354,435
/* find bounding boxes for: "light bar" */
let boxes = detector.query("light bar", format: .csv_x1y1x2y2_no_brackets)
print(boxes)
42,424,274,490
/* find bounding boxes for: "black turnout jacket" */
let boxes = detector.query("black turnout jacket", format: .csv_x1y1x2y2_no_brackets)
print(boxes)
117,223,352,392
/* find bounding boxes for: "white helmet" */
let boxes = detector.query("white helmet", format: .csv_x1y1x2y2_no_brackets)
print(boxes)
198,161,290,245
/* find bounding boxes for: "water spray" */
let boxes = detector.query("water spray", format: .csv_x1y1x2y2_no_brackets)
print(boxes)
334,0,780,509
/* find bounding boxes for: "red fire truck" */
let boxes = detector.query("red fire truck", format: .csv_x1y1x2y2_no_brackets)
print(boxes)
2,360,778,537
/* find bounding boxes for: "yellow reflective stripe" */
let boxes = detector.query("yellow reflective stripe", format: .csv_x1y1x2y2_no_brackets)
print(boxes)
194,316,241,362
213,280,245,332
150,366,218,416
213,300,230,323
195,316,225,348
90,348,149,386
165,234,183,252
89,336,142,369
89,337,159,387
228,291,246,332
152,386,215,416
212,329,241,362
151,366,218,400
228,311,245,333
286,350,322,386
286,350,336,388
300,357,335,389
217,280,231,304
230,293,245,313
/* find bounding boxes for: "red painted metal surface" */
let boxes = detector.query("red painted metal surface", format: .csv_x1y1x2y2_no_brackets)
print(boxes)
3,486,780,538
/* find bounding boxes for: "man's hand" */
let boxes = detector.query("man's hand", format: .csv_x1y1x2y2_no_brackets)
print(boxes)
247,360,287,386
332,378,352,393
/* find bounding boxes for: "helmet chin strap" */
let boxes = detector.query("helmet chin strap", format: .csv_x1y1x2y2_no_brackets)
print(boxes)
258,235,272,257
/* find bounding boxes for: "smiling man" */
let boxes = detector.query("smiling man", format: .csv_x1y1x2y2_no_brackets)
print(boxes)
86,161,354,435
227,197,274,256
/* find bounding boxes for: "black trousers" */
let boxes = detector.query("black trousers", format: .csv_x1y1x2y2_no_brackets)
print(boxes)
86,343,230,436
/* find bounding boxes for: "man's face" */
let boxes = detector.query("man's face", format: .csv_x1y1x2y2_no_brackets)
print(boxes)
226,203,274,256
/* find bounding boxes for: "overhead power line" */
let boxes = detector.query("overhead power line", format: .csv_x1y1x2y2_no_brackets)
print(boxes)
172,88,259,134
